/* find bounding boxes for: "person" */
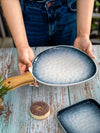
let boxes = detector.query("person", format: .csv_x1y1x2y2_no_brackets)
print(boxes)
1,0,95,75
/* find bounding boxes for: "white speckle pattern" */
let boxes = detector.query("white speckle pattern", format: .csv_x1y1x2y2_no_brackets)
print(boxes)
32,46,96,85
57,99,100,133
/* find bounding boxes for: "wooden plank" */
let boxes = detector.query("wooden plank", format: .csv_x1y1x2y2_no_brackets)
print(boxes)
68,78,100,104
68,45,100,105
30,47,69,133
1,46,100,133
93,45,100,79
0,48,32,133
30,85,69,133
0,48,13,79
90,45,100,102
0,48,13,133
0,47,69,133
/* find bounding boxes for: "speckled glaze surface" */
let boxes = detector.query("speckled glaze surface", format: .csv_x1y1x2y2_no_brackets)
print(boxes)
32,46,97,86
57,99,100,133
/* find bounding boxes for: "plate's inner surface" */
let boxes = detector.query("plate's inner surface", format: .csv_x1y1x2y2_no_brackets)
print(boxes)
57,99,100,133
32,46,96,85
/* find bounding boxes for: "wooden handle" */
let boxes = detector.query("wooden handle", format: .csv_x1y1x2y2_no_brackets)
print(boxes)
2,72,34,91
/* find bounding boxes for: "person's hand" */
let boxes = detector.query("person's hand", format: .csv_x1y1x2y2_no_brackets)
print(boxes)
17,46,34,75
17,46,38,87
74,36,95,59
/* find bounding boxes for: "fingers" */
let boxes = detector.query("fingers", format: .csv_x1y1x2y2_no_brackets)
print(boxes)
18,57,33,75
17,46,35,75
86,46,96,59
22,57,32,68
18,59,32,75
74,37,96,59
18,63,26,75
74,41,82,50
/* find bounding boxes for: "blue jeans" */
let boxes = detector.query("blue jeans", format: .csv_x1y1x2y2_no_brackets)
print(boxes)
20,0,77,46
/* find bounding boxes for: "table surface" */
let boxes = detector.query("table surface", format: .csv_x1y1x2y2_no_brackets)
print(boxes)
0,46,100,133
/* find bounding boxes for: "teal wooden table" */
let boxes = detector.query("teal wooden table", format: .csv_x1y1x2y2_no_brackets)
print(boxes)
0,46,100,133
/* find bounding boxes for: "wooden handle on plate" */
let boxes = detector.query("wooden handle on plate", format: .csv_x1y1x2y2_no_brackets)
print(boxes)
2,72,34,91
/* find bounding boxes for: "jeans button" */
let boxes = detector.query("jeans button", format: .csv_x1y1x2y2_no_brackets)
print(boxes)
47,1,55,7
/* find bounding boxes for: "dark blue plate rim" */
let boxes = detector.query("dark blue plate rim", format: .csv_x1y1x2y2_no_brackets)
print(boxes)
56,98,100,133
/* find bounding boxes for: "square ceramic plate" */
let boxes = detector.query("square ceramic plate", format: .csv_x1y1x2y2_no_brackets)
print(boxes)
57,99,100,133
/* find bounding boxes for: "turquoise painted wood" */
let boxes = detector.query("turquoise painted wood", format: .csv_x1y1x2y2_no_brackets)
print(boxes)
0,46,100,133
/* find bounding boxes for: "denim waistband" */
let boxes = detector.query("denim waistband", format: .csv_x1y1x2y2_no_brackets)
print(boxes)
21,0,76,12
24,0,68,9
24,0,67,4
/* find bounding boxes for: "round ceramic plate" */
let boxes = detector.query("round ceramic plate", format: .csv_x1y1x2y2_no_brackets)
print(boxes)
32,46,97,86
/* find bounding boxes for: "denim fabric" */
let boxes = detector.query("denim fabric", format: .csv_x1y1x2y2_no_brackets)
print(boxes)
67,0,76,12
20,0,77,46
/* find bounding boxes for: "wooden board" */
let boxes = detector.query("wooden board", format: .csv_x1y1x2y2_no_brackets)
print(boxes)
0,47,69,133
0,46,100,133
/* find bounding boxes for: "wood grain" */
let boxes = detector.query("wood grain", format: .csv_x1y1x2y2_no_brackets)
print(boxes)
0,48,13,79
0,46,100,133
2,71,34,91
0,47,69,133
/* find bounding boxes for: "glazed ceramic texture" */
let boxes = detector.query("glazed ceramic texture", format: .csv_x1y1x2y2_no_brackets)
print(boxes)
32,46,97,86
57,99,100,133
